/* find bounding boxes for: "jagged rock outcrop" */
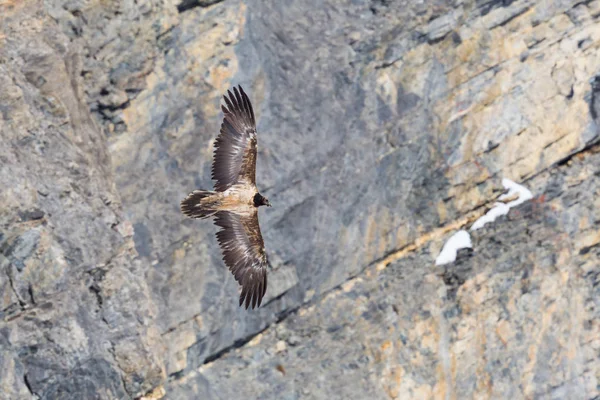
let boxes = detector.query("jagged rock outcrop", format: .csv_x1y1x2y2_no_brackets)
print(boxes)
1,0,598,398
0,2,165,398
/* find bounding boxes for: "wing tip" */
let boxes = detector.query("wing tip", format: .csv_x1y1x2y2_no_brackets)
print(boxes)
221,84,255,127
238,267,267,310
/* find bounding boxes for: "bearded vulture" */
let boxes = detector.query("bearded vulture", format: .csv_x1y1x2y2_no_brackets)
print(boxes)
180,85,271,310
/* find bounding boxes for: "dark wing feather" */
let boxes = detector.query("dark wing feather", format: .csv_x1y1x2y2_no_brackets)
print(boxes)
214,210,268,309
211,85,257,192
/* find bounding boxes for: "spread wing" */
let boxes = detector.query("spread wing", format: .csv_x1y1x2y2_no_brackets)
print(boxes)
214,210,268,309
211,85,257,192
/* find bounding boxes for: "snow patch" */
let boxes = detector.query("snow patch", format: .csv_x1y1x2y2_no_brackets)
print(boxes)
470,202,510,231
499,178,534,207
435,230,472,266
435,178,534,266
470,178,533,231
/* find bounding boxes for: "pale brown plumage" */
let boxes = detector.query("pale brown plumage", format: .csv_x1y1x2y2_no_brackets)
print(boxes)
180,85,271,309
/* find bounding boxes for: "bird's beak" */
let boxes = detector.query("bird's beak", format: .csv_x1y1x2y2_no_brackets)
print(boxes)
267,201,272,207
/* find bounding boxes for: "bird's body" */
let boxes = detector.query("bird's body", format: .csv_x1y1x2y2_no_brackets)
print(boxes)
190,184,256,214
180,85,271,309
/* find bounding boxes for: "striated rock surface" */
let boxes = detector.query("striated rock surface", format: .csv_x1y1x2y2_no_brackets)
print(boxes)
171,146,600,399
0,0,599,398
0,1,165,398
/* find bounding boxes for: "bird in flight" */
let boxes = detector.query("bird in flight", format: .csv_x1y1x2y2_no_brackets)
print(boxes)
180,85,271,309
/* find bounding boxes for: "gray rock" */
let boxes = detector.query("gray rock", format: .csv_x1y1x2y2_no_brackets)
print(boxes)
1,0,599,398
424,9,462,42
0,4,164,399
168,147,600,399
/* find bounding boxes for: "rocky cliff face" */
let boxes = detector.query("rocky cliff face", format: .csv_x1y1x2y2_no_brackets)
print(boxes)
1,0,599,399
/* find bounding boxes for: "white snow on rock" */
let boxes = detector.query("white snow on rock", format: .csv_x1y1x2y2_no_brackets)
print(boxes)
435,178,534,266
498,178,534,207
470,202,510,231
471,178,533,231
435,230,472,266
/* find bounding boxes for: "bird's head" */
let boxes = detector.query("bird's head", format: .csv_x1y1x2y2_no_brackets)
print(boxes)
254,193,272,208
262,197,272,207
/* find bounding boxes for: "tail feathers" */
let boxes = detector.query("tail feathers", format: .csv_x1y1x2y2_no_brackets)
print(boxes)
180,190,218,219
